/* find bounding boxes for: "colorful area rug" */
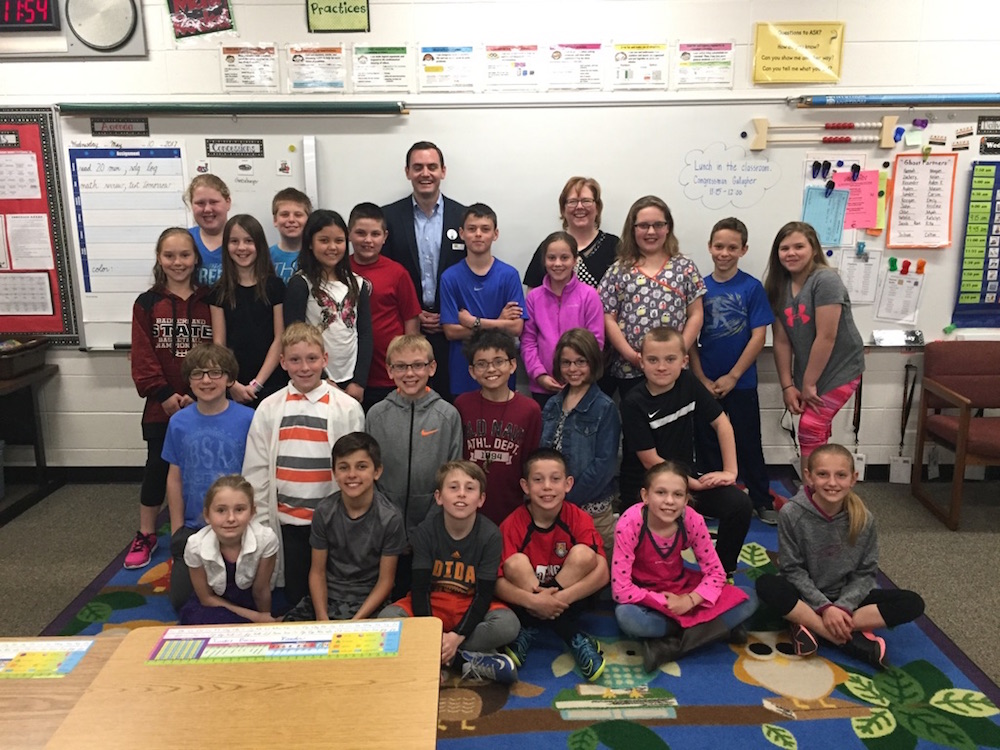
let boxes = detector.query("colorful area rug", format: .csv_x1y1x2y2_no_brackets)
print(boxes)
44,481,1000,750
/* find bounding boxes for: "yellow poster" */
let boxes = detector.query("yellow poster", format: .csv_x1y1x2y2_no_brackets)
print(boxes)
753,22,844,84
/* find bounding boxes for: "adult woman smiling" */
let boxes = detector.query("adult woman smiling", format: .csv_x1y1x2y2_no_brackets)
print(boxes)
522,177,620,289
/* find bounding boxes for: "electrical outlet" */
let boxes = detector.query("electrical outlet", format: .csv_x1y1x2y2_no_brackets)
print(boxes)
852,452,867,481
889,455,912,484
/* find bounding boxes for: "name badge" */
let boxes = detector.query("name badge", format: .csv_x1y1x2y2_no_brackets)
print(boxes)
452,242,465,250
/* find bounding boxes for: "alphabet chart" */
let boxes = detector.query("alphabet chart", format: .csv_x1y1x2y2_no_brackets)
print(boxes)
0,640,93,679
147,621,401,664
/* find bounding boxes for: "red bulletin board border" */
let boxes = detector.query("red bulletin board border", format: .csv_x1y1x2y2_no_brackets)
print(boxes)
0,107,78,345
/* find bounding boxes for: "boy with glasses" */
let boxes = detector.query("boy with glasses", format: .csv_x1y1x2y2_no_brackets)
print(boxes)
455,330,541,526
366,334,462,598
162,343,256,611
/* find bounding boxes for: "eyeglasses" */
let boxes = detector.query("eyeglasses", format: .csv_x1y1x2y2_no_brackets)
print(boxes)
190,368,225,380
388,361,431,374
565,198,595,208
635,221,669,232
472,357,513,373
559,358,589,369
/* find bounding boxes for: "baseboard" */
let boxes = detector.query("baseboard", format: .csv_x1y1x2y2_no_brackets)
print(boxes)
2,466,144,484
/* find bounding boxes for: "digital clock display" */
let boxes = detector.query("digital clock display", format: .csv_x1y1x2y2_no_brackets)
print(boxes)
0,0,60,30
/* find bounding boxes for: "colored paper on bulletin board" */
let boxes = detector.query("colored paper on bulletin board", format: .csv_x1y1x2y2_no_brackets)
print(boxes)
753,22,844,83
831,169,879,228
876,172,889,230
802,185,848,245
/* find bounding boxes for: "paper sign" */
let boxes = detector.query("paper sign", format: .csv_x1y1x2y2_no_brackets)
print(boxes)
547,43,603,90
611,43,668,90
753,22,844,83
306,0,369,32
831,169,879,229
287,45,346,92
484,45,541,91
838,247,882,305
352,45,412,92
221,45,278,93
802,185,849,245
674,42,734,88
887,153,957,248
875,271,925,324
418,45,477,92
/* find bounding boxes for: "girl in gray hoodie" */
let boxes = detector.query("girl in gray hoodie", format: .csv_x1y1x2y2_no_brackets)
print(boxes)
755,444,924,669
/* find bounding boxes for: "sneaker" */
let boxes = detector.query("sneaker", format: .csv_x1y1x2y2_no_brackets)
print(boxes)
790,624,818,657
841,631,887,670
728,624,749,646
570,632,606,682
123,531,157,569
755,506,780,525
459,650,518,684
504,626,537,668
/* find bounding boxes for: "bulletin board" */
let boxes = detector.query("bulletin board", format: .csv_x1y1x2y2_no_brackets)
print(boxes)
0,107,78,345
54,102,996,349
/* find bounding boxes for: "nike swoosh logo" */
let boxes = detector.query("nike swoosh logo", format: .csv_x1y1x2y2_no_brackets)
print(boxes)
421,429,439,437
648,411,660,419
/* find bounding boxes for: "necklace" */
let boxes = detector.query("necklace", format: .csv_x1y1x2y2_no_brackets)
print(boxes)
479,390,514,475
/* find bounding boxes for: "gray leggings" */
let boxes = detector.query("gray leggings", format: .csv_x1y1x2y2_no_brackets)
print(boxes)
379,604,521,653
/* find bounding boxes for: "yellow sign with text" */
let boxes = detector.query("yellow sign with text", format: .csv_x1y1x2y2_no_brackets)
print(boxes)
307,0,369,32
753,22,844,84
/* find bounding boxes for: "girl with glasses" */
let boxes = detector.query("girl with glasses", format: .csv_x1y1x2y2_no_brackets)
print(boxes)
599,195,706,398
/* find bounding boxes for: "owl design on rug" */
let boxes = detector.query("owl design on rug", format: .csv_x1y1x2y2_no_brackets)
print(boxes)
553,637,680,689
438,674,543,731
732,630,850,708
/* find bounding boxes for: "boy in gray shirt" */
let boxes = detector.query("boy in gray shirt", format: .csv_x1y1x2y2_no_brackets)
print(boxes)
284,432,406,621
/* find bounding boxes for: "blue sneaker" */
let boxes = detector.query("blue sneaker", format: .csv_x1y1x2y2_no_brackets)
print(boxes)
459,650,518,684
504,626,537,668
570,632,605,682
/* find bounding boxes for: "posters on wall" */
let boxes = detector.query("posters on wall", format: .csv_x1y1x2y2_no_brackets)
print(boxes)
483,45,541,91
674,42,734,88
306,0,369,33
221,45,279,93
167,0,234,39
287,44,347,92
352,45,411,92
753,21,844,84
610,43,668,90
546,43,603,90
418,45,477,92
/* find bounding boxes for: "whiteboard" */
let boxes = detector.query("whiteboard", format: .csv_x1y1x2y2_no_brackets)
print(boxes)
58,103,979,349
59,116,307,349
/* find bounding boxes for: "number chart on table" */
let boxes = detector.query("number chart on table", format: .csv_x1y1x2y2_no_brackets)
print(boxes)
148,621,402,664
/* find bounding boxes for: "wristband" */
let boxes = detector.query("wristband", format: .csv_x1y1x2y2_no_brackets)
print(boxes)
782,384,794,391
250,379,263,393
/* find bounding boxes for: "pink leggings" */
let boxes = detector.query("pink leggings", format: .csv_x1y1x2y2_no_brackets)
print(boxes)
798,376,861,458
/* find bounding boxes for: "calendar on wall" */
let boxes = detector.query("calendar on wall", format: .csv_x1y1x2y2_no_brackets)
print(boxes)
0,107,78,344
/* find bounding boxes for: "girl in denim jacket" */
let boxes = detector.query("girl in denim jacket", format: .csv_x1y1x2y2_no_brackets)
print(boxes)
540,328,621,559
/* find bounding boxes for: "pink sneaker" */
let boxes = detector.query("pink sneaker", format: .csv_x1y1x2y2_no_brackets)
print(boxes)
123,531,158,569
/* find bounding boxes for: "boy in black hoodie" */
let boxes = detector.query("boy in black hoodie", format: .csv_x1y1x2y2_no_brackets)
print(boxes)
366,334,462,598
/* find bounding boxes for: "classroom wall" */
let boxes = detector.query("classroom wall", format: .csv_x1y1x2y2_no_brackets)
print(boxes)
3,0,998,468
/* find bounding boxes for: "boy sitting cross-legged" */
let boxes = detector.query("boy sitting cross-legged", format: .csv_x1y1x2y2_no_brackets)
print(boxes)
380,460,521,684
284,432,406,621
496,448,610,682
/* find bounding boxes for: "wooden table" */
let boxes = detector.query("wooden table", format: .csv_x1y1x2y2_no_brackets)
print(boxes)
46,619,442,749
0,634,124,750
0,364,65,527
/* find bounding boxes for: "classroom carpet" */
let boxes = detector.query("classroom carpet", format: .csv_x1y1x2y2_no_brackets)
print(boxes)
43,479,1000,750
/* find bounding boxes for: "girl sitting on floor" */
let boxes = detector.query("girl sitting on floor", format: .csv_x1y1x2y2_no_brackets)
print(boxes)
179,474,278,625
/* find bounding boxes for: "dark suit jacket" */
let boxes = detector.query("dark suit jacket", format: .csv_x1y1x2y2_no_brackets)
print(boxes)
381,194,467,313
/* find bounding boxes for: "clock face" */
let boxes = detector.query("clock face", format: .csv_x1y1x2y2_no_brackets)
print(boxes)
0,0,60,30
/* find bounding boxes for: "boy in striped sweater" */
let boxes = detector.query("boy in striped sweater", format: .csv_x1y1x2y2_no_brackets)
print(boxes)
243,322,365,610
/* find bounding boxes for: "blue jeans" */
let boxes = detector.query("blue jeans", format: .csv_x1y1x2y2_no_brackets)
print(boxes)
615,586,759,638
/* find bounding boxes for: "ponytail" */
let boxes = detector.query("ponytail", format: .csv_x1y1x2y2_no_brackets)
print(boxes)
843,489,870,546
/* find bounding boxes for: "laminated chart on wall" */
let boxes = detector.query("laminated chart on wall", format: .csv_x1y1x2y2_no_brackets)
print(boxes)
952,161,1000,327
0,640,93,679
147,621,402,664
67,146,188,326
887,153,957,248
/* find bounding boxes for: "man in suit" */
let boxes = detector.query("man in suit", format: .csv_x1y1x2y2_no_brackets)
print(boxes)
382,141,467,399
